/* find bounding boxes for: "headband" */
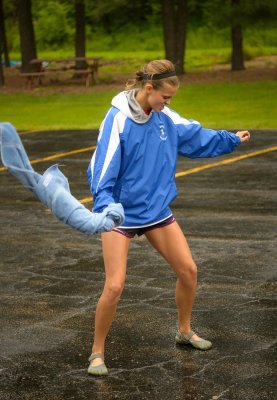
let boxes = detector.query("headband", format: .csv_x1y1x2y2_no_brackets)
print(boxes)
142,71,177,80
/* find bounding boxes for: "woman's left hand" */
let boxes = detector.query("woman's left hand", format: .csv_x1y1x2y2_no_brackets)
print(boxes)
236,130,251,142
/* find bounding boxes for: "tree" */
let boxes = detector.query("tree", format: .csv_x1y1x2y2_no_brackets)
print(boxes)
15,0,38,72
231,0,244,70
201,0,245,70
0,0,10,67
75,0,86,70
0,47,4,86
161,0,188,75
201,0,277,71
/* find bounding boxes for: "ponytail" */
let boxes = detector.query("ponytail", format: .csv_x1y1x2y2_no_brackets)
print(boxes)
125,59,179,90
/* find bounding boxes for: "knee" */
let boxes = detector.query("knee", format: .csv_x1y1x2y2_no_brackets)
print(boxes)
189,262,197,279
178,261,197,284
104,281,125,303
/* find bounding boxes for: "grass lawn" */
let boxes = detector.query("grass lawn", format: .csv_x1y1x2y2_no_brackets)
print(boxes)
173,81,277,129
0,80,276,131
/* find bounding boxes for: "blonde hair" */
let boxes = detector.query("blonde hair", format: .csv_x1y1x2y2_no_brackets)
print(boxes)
126,59,179,90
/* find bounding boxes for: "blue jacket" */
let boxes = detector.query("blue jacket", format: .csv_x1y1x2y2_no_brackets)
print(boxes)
87,91,241,228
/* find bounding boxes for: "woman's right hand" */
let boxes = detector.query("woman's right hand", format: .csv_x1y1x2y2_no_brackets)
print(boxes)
100,203,125,232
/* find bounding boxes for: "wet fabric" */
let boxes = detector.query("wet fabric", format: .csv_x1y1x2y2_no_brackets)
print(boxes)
0,122,124,235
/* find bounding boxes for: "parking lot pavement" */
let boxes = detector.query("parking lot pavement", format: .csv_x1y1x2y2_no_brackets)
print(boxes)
0,129,276,400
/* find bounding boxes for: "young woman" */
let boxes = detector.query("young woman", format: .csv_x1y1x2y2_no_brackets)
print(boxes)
87,59,250,375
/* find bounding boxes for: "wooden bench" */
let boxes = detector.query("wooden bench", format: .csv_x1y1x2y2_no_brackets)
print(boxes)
22,57,104,88
20,72,49,89
71,69,96,87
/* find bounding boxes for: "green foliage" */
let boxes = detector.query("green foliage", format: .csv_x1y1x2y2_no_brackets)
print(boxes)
34,1,73,49
201,0,277,28
85,0,158,33
86,24,164,52
245,25,277,48
3,0,277,57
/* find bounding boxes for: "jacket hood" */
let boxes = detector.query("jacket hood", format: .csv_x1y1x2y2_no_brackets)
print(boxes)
111,90,153,124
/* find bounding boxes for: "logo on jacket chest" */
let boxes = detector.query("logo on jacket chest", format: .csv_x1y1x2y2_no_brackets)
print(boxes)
159,124,167,141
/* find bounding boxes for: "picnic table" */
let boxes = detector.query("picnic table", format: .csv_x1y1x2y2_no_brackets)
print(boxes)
21,57,103,89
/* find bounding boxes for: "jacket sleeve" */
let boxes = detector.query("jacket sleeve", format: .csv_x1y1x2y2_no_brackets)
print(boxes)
87,109,125,212
164,108,241,158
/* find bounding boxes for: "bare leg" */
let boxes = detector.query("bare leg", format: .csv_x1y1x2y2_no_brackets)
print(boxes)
145,221,203,341
90,231,130,367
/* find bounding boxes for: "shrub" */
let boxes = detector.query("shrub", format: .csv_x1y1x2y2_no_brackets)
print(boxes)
35,1,73,49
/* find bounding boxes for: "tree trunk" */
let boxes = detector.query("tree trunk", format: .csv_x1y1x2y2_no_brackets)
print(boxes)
0,48,4,86
75,0,87,71
0,0,10,67
231,0,244,71
15,0,38,73
161,0,188,75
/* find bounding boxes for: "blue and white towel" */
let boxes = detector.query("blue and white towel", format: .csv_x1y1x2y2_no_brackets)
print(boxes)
0,122,124,235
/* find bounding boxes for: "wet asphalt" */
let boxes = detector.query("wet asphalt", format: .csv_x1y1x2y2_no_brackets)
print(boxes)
0,129,276,400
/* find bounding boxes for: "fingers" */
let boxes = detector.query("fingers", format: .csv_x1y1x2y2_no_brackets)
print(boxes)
236,130,251,142
96,216,115,233
103,216,115,231
107,211,121,224
105,203,125,225
99,204,124,233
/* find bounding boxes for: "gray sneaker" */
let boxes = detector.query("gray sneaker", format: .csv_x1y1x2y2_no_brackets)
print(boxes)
175,330,212,350
88,353,108,376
